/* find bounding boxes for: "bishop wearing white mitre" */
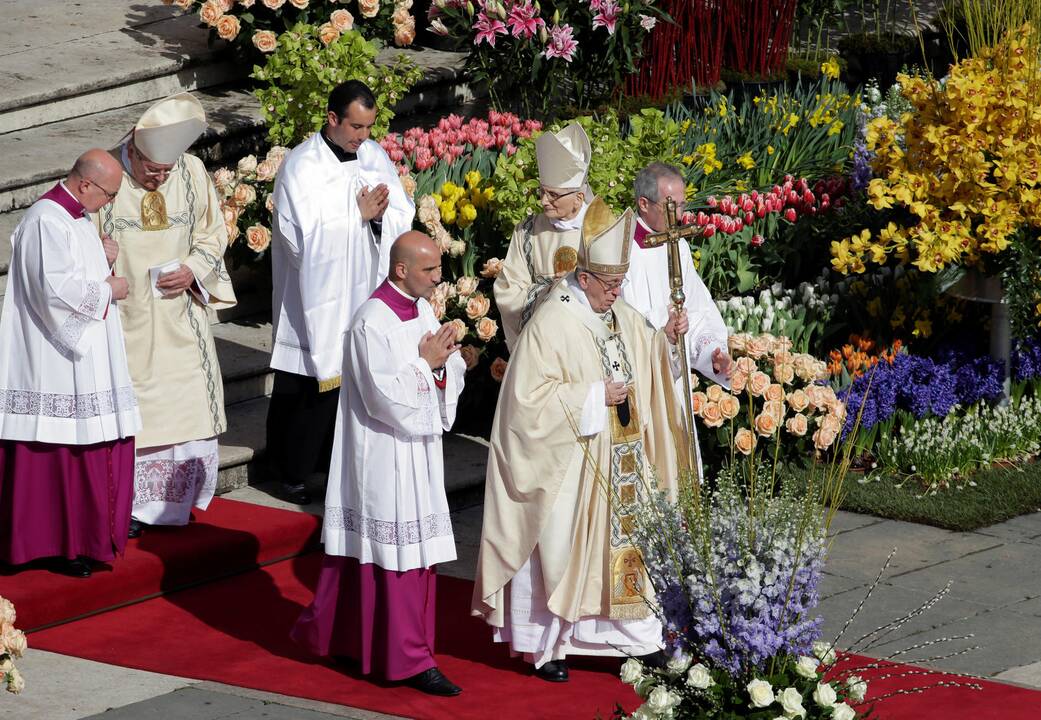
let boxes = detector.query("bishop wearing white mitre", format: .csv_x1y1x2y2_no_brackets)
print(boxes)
474,198,689,682
493,122,592,351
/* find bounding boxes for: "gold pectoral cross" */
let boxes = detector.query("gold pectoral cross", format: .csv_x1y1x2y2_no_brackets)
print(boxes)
644,196,704,479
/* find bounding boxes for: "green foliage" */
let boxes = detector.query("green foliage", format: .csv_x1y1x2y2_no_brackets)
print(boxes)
252,22,423,146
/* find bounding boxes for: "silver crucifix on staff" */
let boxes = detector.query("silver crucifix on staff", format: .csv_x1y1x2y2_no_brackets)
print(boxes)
644,196,702,480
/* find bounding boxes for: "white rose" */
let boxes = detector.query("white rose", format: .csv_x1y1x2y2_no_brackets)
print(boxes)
619,657,643,685
794,655,819,679
812,682,836,708
6,666,24,694
778,687,806,718
646,685,680,715
0,657,12,673
0,598,15,625
665,653,692,676
845,675,867,702
628,705,654,720
1,627,26,658
831,702,856,720
747,678,775,708
685,663,714,689
813,641,837,666
236,154,258,178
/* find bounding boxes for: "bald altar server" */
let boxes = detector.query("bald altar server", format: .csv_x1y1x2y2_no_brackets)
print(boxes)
94,92,237,535
267,80,415,505
292,231,465,696
624,162,731,386
474,199,688,682
494,122,592,351
0,150,140,578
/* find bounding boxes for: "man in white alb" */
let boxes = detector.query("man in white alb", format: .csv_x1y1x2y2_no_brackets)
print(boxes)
267,80,415,505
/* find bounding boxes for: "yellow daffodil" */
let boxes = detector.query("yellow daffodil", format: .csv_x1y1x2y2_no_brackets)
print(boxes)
821,58,840,79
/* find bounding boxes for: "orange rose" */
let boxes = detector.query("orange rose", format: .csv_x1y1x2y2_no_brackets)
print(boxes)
318,22,340,46
787,388,809,413
718,394,740,420
748,371,771,397
706,384,724,403
765,383,784,403
701,402,724,428
813,427,838,451
460,344,479,371
691,391,708,415
216,14,240,40
465,292,491,320
754,411,778,437
490,357,508,382
245,224,271,252
734,427,756,455
480,257,504,278
475,317,498,342
785,413,809,437
330,8,355,31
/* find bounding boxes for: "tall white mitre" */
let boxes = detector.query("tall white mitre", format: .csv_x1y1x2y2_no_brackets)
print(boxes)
129,92,207,163
578,197,633,274
535,122,592,190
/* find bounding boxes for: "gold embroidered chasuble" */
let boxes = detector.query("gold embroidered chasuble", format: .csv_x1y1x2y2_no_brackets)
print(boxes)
92,151,236,449
493,212,583,351
473,282,688,628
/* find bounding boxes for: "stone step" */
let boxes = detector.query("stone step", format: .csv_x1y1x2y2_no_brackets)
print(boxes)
213,316,274,407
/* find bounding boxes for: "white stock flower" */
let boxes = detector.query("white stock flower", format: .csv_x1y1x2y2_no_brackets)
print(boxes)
812,682,837,707
619,657,643,685
778,687,806,718
686,663,714,689
831,702,856,720
794,655,819,679
747,678,775,708
812,641,837,666
845,675,868,702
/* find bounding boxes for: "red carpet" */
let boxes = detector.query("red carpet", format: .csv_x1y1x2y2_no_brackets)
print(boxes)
0,498,321,631
28,551,1041,720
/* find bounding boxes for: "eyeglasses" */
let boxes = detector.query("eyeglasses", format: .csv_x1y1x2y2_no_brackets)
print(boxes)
539,187,579,203
587,272,625,293
131,145,174,178
84,178,118,200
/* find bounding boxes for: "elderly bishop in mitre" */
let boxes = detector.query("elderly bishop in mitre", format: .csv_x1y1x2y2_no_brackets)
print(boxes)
493,122,592,351
474,198,689,682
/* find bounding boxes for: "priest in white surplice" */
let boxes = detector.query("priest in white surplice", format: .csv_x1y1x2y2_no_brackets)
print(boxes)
474,199,689,682
267,80,414,505
292,231,465,697
494,122,592,351
0,150,141,579
95,93,237,535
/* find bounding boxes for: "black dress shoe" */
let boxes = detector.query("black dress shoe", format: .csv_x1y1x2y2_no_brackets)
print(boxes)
282,483,313,505
637,650,669,670
534,659,568,682
404,667,462,696
127,519,144,539
55,557,92,578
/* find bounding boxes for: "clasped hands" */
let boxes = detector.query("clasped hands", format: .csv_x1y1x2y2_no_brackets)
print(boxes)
358,183,389,222
419,323,461,370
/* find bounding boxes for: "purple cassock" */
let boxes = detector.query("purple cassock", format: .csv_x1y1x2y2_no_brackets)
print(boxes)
0,183,137,566
291,279,440,681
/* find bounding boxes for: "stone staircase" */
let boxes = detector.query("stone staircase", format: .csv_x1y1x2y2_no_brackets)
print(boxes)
1,0,481,494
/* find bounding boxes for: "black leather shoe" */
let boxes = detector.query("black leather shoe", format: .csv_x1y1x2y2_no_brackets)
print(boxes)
282,483,313,505
127,519,144,539
637,650,669,670
534,659,568,682
404,667,462,696
55,557,92,578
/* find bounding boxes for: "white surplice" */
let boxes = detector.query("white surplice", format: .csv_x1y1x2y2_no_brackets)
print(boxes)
270,135,415,390
0,190,140,445
132,437,218,525
322,287,466,572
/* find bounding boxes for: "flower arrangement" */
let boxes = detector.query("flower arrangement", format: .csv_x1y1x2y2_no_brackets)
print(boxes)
214,146,288,266
253,22,422,146
430,0,667,117
0,596,26,695
826,335,904,389
161,0,417,52
716,273,838,354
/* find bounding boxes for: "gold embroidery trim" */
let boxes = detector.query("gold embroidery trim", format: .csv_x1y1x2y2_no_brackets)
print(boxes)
141,191,170,230
610,388,641,443
553,245,578,275
317,375,342,392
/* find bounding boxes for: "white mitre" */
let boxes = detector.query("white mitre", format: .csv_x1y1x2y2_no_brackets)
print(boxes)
131,92,207,164
535,122,592,190
578,197,632,275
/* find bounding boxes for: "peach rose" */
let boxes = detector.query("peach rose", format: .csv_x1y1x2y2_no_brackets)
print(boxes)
0,598,15,625
730,370,748,395
773,362,796,385
213,167,235,194
805,385,829,411
238,0,255,6
175,0,194,10
435,281,457,301
475,316,498,342
226,221,240,244
216,14,241,40
430,296,446,320
735,356,757,375
748,371,771,397
774,335,794,352
813,427,838,451
701,402,724,428
718,394,740,420
728,333,749,355
762,400,785,422
221,203,240,227
1,626,26,658
232,182,257,207
262,0,286,7
706,384,724,403
734,427,756,455
829,401,848,422
219,0,235,10
245,224,271,252
318,22,340,46
266,145,289,166
392,6,411,23
456,276,479,297
819,413,842,435
773,349,793,365
331,8,355,31
480,257,504,278
745,337,769,359
691,391,708,415
394,22,416,46
785,413,809,437
359,0,380,17
787,388,809,413
460,344,479,370
447,319,467,342
265,194,275,213
465,292,491,320
400,174,417,198
199,0,224,26
765,383,784,403
255,159,278,182
490,357,508,382
288,0,309,7
793,354,818,382
754,411,778,437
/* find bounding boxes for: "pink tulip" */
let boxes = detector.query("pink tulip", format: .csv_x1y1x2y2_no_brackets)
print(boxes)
750,234,765,247
784,208,797,222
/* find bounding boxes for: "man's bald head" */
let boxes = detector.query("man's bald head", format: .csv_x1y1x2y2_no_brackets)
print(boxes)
67,148,123,213
390,231,443,300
